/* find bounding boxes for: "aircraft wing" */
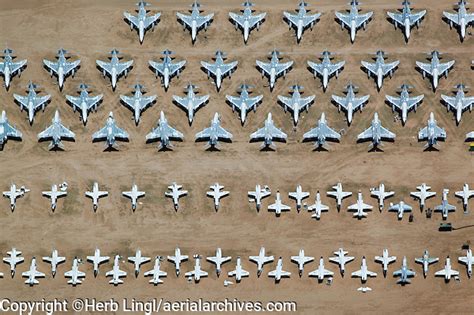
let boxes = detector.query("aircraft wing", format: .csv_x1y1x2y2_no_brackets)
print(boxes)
438,61,455,75
4,122,22,138
176,13,193,27
201,61,218,76
387,12,404,25
275,61,293,76
147,125,183,141
305,124,340,141
303,13,321,27
117,60,133,75
123,12,139,27
64,60,80,74
193,95,209,111
443,12,459,25
332,95,348,110
169,60,186,76
267,125,287,140
380,125,396,139
215,126,233,139
221,61,238,76
415,61,432,75
87,95,103,110
247,95,264,109
229,12,245,28
335,12,351,27
356,12,373,28
410,11,427,24
441,95,456,110
256,60,272,75
140,95,156,110
96,60,113,75
353,95,370,111
57,124,75,138
92,126,108,140
382,61,400,75
120,95,135,109
434,269,447,277
463,97,474,110
38,125,55,139
283,12,299,27
10,60,27,73
357,127,374,141
328,61,345,76
385,95,401,109
43,60,59,74
361,61,377,75
66,95,82,111
144,14,161,28
248,13,267,28
407,95,424,110
195,14,214,28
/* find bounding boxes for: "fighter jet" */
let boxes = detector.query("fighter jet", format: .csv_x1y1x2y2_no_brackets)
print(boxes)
415,250,438,278
3,248,24,277
229,1,266,44
195,113,233,149
167,248,188,276
96,49,133,90
146,111,183,151
393,256,416,285
268,191,291,217
85,182,108,212
128,249,151,277
92,112,129,150
123,0,161,44
201,51,238,92
387,0,426,42
410,183,436,211
0,111,22,150
206,183,230,211
458,249,474,277
86,248,109,277
329,248,355,276
3,184,29,211
185,255,208,282
357,113,396,150
43,49,80,90
0,48,26,90
434,189,456,220
22,258,45,286
283,0,321,43
268,257,291,282
308,257,334,282
385,84,424,125
348,191,373,219
327,183,352,211
149,50,186,91
361,51,399,90
455,183,474,212
416,51,455,91
278,85,315,126
120,84,156,125
388,201,412,220
43,249,66,277
370,183,395,210
435,256,459,282
250,113,287,150
303,113,341,150
173,84,209,124
249,247,274,277
66,84,103,125
256,50,293,91
307,191,329,220
64,257,86,286
228,257,249,282
291,249,314,277
106,255,127,285
207,248,231,276
177,1,214,44
165,182,188,211
248,185,271,211
332,83,370,125
288,185,310,211
37,110,75,151
374,249,397,277
418,112,446,150
335,0,373,43
443,0,474,41
307,51,345,91
42,183,67,211
122,184,145,211
441,84,474,124
351,256,377,282
226,84,263,125
13,82,51,125
144,257,167,285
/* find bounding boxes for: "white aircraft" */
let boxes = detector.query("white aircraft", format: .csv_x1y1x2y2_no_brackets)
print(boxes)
96,49,133,91
201,51,238,92
13,82,50,124
185,255,208,282
149,50,186,91
307,191,329,220
348,191,373,219
283,0,321,43
120,84,156,125
86,248,109,277
66,84,103,125
329,248,355,276
434,189,456,220
226,84,263,125
387,0,427,42
416,51,455,91
268,257,291,282
249,247,274,277
443,0,474,41
303,112,341,150
374,249,396,277
458,249,474,277
42,249,66,277
415,250,439,278
248,185,271,211
123,0,161,44
410,183,436,211
332,83,370,125
206,183,229,211
3,184,29,211
64,257,85,286
3,248,24,277
308,51,345,91
393,256,416,285
352,256,377,282
250,113,287,150
42,183,67,211
122,184,145,211
0,48,27,90
291,249,314,277
146,111,184,150
256,50,293,91
144,257,167,285
229,1,266,44
385,84,424,125
165,182,188,211
37,110,75,151
177,1,214,44
207,248,231,276
268,191,291,217
277,85,315,126
335,0,373,43
85,182,108,212
167,248,188,276
357,113,396,150
434,256,459,281
361,51,399,90
43,49,80,90
173,84,209,125
370,183,395,210
228,257,250,282
308,257,334,282
418,112,447,150
128,249,151,277
455,183,474,212
288,185,310,211
441,84,474,125
106,255,127,285
327,183,352,211
388,201,413,220
22,257,45,286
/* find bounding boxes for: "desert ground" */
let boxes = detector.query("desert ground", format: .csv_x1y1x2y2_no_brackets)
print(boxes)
0,0,473,313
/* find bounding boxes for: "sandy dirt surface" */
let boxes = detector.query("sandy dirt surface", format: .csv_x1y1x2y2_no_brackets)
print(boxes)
0,0,473,313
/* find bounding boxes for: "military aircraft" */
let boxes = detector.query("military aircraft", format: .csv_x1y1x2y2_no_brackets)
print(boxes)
85,182,108,212
207,248,231,276
120,84,156,125
3,248,24,277
226,84,263,125
106,255,127,285
201,51,238,91
443,0,474,41
146,111,183,150
308,257,334,282
268,191,291,217
458,249,474,277
278,85,315,126
250,113,287,150
307,51,345,91
352,256,377,282
22,258,45,286
167,248,188,276
123,0,161,44
122,184,145,211
86,248,109,277
43,249,66,277
416,51,455,91
441,84,474,124
387,0,426,42
96,49,133,90
0,111,22,150
229,1,266,44
248,185,271,211
37,110,75,150
3,184,29,211
303,113,341,150
256,50,293,91
228,257,249,282
361,51,399,90
370,183,395,210
415,250,438,278
128,249,151,277
455,183,474,212
195,113,233,149
332,83,370,125
327,183,352,211
165,182,188,211
348,191,373,219
64,258,86,286
434,256,459,281
42,183,68,211
0,48,27,90
329,248,355,276
43,49,80,90
374,249,396,277
13,82,51,125
268,257,291,282
434,189,456,220
177,1,214,44
335,0,373,43
393,256,416,285
249,247,274,277
92,112,129,150
206,183,230,211
283,0,321,43
144,257,167,285
66,84,103,125
288,185,310,211
291,249,314,277
149,50,186,91
388,201,412,220
410,183,436,211
307,191,329,220
385,84,424,125
357,112,396,150
173,84,209,124
418,112,446,150
185,255,208,282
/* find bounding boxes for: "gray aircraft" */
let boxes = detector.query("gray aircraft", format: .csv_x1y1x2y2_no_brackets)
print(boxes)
172,84,209,124
335,0,373,43
229,1,266,44
195,113,233,149
441,84,474,124
385,84,424,125
13,82,50,125
92,112,129,150
0,48,27,90
146,111,183,150
307,51,345,91
123,1,161,44
434,189,456,220
226,84,263,125
0,111,22,150
43,49,80,90
418,112,446,150
201,51,238,91
177,1,214,44
357,112,396,150
416,51,455,91
361,51,399,90
388,201,412,220
277,85,315,126
256,50,293,91
387,1,426,42
393,256,416,285
66,84,103,125
96,49,133,91
415,250,439,278
332,83,370,125
120,84,156,125
283,0,321,43
303,112,341,149
149,50,186,91
37,110,75,150
250,113,287,150
443,0,474,41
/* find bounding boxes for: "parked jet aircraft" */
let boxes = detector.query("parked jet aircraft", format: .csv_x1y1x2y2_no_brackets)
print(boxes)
335,0,373,43
195,113,233,149
42,183,67,211
307,51,345,91
226,84,263,125
332,83,370,125
357,113,395,150
248,185,271,211
0,111,21,150
123,0,161,44
278,85,315,126
173,84,209,124
291,249,314,277
167,248,188,276
206,183,229,211
120,84,156,125
165,182,188,211
250,113,287,150
288,185,310,211
327,183,352,211
388,201,412,220
3,184,29,211
3,248,24,277
207,248,231,276
185,255,208,282
92,112,129,150
106,255,127,285
256,50,293,91
146,111,183,150
85,182,108,212
201,51,237,91
128,249,151,277
309,257,334,282
329,248,355,276
415,250,439,278
144,257,167,285
66,84,103,125
43,249,66,277
352,256,377,282
0,48,26,90
375,249,396,277
149,50,186,91
386,84,424,125
228,257,249,282
307,191,329,220
43,49,80,90
416,51,455,91
455,183,474,212
96,50,133,90
13,82,50,124
443,0,474,41
393,256,416,285
418,112,446,149
370,183,395,210
37,110,75,150
435,256,459,281
177,1,214,44
86,248,109,277
303,113,341,150
22,258,45,286
268,257,291,282
122,184,145,211
64,257,85,286
249,247,274,277
434,189,456,220
410,183,436,211
387,0,426,42
458,249,474,277
268,191,291,217
283,0,321,43
229,1,266,44
348,191,373,219
441,84,474,124
361,51,399,90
